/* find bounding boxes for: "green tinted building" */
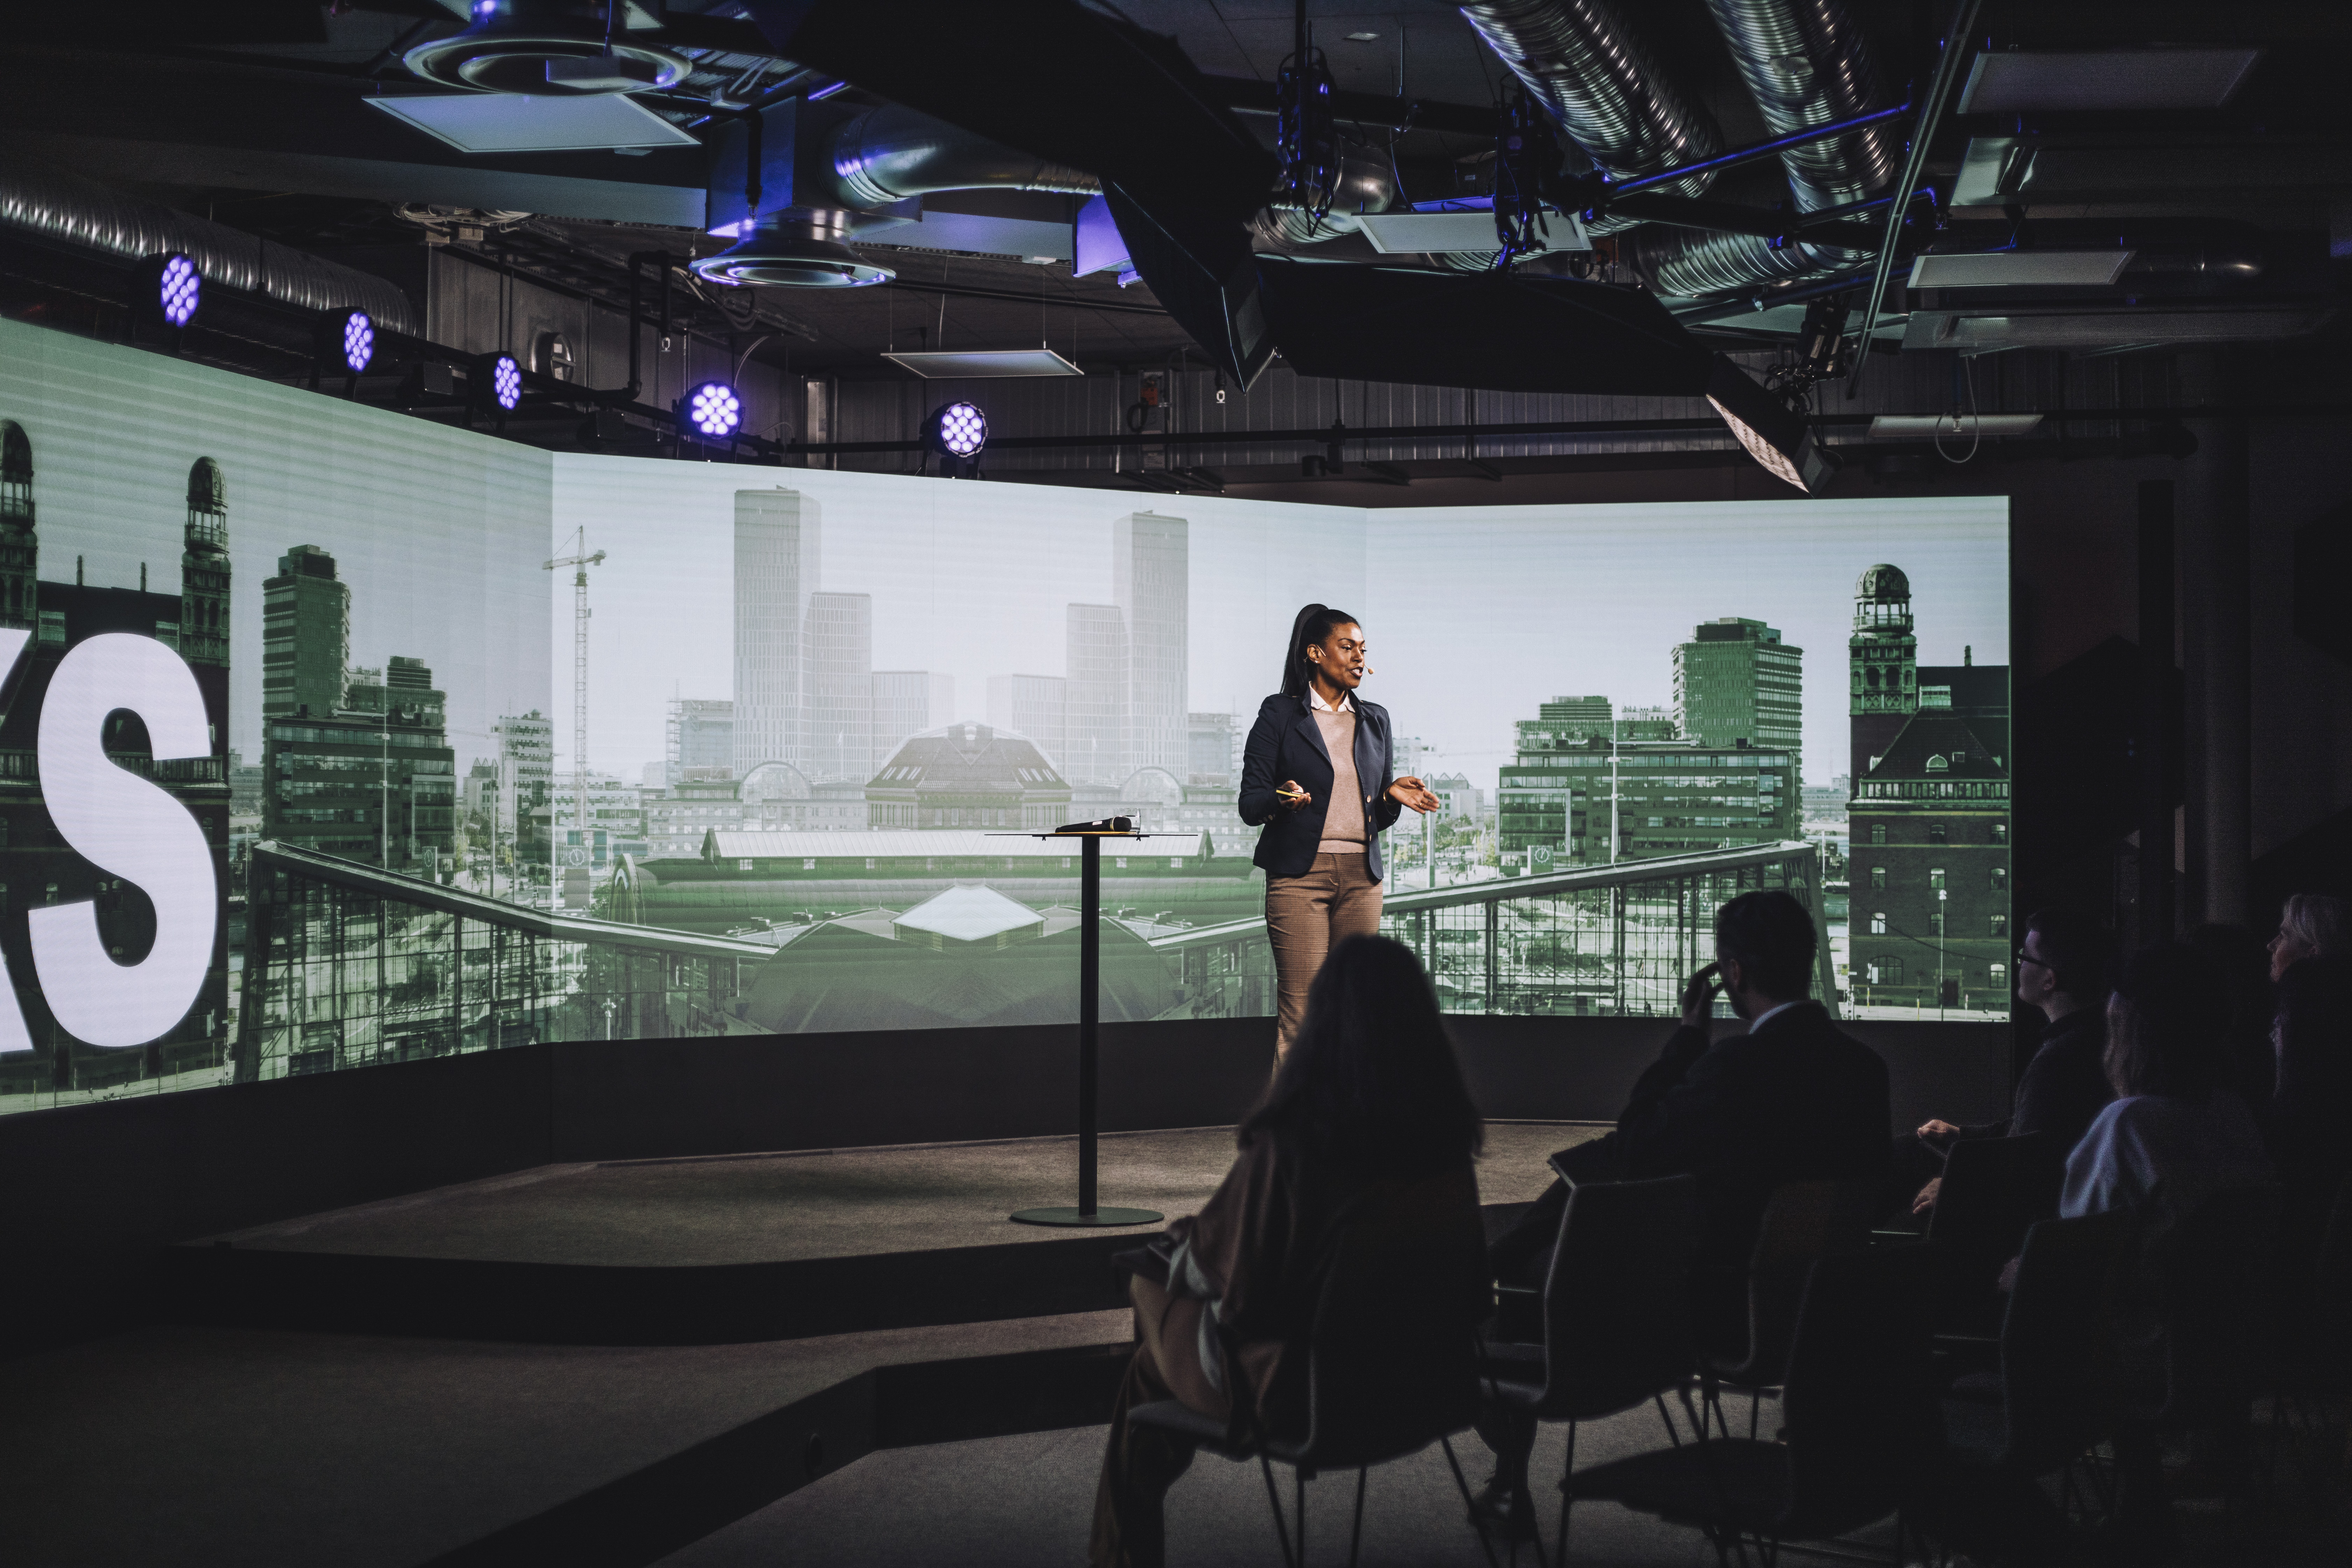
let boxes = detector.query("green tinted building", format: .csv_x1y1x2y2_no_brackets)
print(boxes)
1672,618,1802,753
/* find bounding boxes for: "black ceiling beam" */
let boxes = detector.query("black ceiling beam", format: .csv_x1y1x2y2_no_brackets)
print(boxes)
1846,0,1984,398
791,403,2335,457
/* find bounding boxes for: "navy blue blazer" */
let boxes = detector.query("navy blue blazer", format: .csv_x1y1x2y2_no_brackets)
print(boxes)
1238,692,1404,881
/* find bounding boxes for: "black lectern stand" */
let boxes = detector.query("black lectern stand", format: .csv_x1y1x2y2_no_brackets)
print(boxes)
994,829,1173,1228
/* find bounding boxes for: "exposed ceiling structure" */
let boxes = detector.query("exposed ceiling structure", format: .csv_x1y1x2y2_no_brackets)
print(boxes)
0,1,2343,475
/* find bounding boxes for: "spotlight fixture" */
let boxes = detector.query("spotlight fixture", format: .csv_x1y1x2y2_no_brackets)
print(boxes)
1704,355,1838,494
483,352,522,413
340,311,375,375
925,401,988,476
157,254,201,329
681,381,743,440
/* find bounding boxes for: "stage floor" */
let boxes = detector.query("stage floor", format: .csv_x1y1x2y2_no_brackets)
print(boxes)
204,1122,1599,1267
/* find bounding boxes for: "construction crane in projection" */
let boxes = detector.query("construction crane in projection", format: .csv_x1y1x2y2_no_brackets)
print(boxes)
543,530,605,867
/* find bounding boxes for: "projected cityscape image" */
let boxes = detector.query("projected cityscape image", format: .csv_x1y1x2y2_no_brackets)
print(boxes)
0,324,2005,1112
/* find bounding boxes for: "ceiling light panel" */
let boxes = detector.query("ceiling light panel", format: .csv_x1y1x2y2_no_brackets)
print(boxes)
1957,47,2263,114
1908,250,2134,288
366,93,698,153
883,349,1083,379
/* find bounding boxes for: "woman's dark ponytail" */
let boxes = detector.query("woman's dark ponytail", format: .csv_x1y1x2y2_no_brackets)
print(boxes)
1281,602,1358,700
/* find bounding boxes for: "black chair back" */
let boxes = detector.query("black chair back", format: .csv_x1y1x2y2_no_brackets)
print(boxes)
1929,1133,2059,1259
1993,1208,2133,1475
1283,1174,1488,1472
1776,1250,1940,1540
1926,1133,2063,1334
2155,1183,2282,1429
1532,1175,1702,1420
1714,1178,1875,1386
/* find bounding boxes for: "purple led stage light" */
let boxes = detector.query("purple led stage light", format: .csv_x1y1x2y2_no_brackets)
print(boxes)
934,401,987,458
341,312,375,374
158,255,200,328
491,354,522,411
686,381,742,439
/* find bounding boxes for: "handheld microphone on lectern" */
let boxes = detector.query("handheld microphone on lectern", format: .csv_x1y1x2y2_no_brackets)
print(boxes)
1056,815,1136,833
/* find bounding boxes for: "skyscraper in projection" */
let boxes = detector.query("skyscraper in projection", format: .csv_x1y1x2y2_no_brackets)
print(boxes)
806,590,874,783
1065,603,1128,784
988,673,1067,768
733,488,821,777
872,671,954,773
261,544,350,720
1674,618,1802,755
1115,512,1188,777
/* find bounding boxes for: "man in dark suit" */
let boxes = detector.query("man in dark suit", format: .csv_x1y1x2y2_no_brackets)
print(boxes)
1491,887,1891,1285
1475,889,1889,1537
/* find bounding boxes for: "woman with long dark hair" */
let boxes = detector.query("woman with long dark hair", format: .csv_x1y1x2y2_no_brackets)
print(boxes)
1238,603,1440,1058
1089,935,1487,1568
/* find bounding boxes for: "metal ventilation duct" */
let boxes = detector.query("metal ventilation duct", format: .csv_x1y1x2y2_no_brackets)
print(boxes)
0,156,419,335
1627,0,1901,298
1459,0,1725,235
826,104,1099,207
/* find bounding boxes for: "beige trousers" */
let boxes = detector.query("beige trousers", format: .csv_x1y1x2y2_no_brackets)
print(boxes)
1265,852,1384,1058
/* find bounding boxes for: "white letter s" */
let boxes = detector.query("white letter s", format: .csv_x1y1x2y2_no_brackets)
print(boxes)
29,634,218,1048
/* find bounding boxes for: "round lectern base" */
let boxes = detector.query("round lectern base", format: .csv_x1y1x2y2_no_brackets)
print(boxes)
1008,1206,1165,1228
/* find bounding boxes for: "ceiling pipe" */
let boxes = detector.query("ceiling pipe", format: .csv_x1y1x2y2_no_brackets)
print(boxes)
1625,0,1902,298
0,155,419,335
825,103,1099,205
1458,0,1726,236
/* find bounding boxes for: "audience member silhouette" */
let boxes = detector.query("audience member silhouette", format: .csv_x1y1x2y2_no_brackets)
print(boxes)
2058,942,2273,1556
1089,935,1487,1568
2268,893,2352,1206
1478,889,1887,1536
1886,907,2114,1222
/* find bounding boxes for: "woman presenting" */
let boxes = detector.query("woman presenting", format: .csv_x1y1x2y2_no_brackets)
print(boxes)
1238,603,1441,1057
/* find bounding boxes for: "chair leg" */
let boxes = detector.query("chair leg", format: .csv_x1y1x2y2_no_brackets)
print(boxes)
1552,1420,1577,1568
1348,1466,1367,1568
1296,1467,1308,1566
1748,1388,1760,1442
1441,1436,1506,1568
1258,1453,1298,1568
1655,1392,1684,1448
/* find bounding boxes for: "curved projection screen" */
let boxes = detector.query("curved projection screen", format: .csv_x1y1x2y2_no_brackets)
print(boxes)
0,319,2007,1113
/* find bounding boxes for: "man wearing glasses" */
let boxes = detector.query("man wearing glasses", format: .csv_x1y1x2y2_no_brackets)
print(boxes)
1889,907,2117,1219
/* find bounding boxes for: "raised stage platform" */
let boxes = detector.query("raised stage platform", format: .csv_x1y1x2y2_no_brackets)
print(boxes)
2,1126,1596,1565
166,1124,1586,1345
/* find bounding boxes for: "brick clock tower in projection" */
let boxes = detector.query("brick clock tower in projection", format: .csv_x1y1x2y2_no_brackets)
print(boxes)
1847,563,2014,1013
1849,563,1917,777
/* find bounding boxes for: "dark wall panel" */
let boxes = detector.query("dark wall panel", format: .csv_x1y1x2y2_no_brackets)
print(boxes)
551,1018,1276,1162
1,1046,552,1344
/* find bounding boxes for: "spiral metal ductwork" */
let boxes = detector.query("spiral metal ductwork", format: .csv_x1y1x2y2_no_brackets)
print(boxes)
1458,0,1726,236
827,104,1100,206
0,156,420,335
1627,0,1901,298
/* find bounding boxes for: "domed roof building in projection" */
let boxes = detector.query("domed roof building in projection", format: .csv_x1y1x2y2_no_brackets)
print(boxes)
863,721,1072,829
